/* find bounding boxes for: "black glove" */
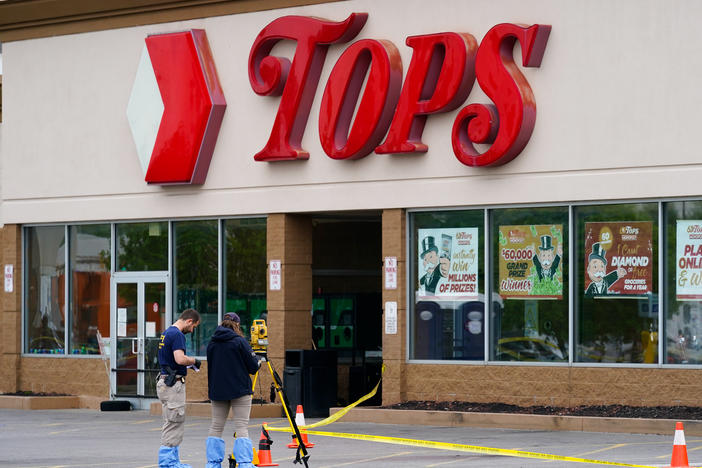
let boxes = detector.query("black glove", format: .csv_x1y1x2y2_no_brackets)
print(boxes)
193,358,202,370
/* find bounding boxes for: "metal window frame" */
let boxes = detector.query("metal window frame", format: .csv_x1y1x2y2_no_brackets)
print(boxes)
63,224,114,359
220,215,268,322
21,215,267,359
568,205,574,364
658,201,664,368
405,197,702,369
483,208,490,361
21,224,72,358
218,219,223,324
20,226,26,356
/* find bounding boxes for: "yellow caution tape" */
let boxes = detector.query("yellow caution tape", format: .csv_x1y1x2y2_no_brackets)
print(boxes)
267,364,385,431
264,363,657,466
292,429,658,467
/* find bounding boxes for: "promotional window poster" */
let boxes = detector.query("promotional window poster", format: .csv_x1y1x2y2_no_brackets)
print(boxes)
584,221,653,297
498,224,563,299
417,227,479,299
676,220,702,300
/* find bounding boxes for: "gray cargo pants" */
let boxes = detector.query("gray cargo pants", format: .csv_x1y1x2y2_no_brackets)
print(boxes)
156,378,186,447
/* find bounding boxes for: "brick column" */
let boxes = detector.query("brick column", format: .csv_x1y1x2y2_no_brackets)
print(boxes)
266,214,312,372
381,209,406,405
0,225,21,393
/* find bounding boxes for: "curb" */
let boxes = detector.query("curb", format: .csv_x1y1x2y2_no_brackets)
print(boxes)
329,407,702,436
0,395,80,410
0,396,283,417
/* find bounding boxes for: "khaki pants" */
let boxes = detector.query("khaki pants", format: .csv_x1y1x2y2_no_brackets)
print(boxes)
157,379,186,447
208,395,253,439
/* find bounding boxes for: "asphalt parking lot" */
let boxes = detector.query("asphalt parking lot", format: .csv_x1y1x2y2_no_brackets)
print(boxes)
0,408,696,468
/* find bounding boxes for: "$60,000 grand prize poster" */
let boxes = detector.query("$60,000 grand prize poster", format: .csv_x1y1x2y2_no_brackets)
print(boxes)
498,224,563,299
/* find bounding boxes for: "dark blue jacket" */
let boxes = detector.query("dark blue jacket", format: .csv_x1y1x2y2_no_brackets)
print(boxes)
207,326,261,401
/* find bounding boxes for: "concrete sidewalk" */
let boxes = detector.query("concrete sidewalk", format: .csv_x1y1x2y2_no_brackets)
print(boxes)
0,408,695,467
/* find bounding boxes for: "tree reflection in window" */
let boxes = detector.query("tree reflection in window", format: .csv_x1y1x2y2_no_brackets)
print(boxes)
174,220,218,356
224,218,267,337
116,222,168,271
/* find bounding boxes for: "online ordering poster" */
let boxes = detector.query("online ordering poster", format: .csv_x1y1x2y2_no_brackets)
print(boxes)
417,227,479,299
584,221,652,297
676,220,702,300
498,224,563,299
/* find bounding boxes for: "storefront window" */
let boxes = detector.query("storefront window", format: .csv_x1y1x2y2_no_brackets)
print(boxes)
664,201,702,364
490,207,569,362
574,203,659,363
69,224,111,354
223,218,267,336
174,220,218,356
116,222,168,271
410,210,484,360
25,226,66,354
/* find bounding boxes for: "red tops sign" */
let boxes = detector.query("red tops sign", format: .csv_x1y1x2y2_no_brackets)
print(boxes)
249,13,551,166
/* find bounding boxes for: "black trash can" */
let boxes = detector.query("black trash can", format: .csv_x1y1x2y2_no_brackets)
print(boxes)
283,349,337,418
348,363,382,406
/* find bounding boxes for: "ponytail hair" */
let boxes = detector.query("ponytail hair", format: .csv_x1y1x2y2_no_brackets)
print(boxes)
221,318,244,337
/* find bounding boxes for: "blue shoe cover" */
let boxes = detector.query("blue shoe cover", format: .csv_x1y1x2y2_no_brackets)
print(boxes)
172,446,192,468
159,445,192,468
233,437,255,468
159,446,177,467
206,436,225,468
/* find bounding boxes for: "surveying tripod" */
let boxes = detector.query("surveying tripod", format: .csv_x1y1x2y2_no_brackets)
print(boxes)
248,353,311,467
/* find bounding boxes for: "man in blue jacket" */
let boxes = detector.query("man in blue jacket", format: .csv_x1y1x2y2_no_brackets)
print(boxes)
205,312,261,467
157,308,201,468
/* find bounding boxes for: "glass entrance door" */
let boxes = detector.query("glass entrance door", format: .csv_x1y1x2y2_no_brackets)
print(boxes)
112,274,169,398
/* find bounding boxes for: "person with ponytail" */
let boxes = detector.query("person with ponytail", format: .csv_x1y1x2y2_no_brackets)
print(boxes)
204,312,261,468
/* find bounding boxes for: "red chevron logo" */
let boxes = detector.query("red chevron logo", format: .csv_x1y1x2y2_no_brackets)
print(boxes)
127,29,226,185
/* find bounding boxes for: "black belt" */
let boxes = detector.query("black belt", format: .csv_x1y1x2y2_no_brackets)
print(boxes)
159,374,186,384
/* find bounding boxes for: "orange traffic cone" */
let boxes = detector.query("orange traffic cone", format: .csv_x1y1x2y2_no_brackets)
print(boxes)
252,446,260,465
287,405,315,448
256,424,278,467
667,421,691,468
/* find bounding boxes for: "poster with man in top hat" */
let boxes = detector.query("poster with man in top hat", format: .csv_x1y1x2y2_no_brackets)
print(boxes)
498,224,563,298
533,234,562,282
417,227,478,298
584,221,652,297
418,235,446,295
584,242,626,296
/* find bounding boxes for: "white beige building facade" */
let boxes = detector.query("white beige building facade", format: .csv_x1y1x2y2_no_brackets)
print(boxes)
1,0,702,409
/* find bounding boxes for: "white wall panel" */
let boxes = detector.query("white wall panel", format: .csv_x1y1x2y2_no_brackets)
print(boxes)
2,0,701,223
